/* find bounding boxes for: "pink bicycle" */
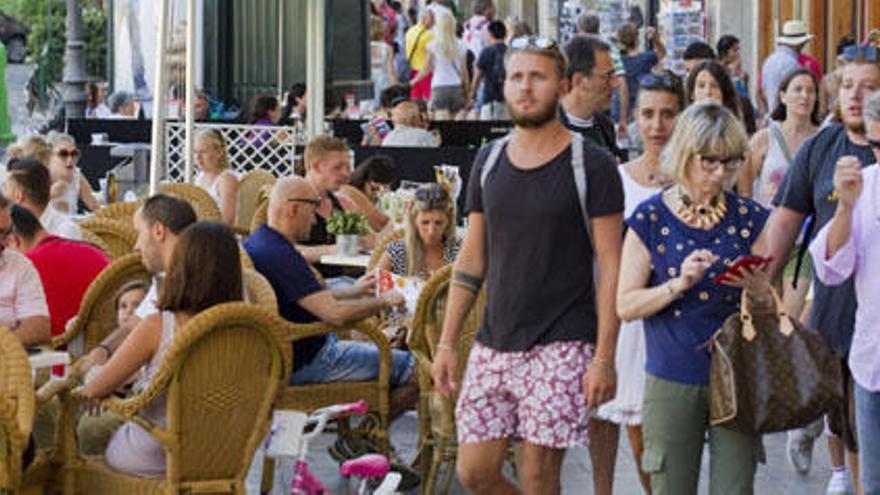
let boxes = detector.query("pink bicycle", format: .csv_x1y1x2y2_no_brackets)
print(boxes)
269,400,401,495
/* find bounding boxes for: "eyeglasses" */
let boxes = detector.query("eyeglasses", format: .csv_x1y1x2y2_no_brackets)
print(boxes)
843,44,879,63
415,187,449,202
698,154,743,172
55,149,80,160
509,35,558,51
639,72,678,90
288,198,321,208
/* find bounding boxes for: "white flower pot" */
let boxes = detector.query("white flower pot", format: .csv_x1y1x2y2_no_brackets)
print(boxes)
336,234,359,256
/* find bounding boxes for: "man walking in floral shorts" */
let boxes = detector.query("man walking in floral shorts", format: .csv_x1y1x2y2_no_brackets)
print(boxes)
431,36,624,494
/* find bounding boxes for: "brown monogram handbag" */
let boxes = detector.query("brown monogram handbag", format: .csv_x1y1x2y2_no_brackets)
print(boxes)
709,288,843,434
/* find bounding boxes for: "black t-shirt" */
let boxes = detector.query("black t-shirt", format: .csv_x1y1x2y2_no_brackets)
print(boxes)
773,124,875,357
477,43,507,104
466,139,624,351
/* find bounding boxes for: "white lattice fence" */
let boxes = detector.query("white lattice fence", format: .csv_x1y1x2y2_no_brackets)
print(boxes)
164,122,303,182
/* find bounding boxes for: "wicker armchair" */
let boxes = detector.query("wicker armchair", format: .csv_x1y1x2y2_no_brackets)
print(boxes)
276,319,393,453
248,197,269,234
0,328,35,493
242,268,277,311
92,202,141,224
159,183,222,222
57,303,290,494
51,254,151,356
236,171,276,235
79,218,138,260
409,265,486,494
367,229,404,271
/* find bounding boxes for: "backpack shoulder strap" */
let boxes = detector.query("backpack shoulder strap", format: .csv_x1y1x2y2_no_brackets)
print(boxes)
479,132,513,189
568,131,594,249
769,121,793,166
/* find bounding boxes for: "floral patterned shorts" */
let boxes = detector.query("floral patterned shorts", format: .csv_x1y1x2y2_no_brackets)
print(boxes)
456,341,594,449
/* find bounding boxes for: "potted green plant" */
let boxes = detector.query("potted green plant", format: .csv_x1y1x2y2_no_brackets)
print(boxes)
325,210,369,256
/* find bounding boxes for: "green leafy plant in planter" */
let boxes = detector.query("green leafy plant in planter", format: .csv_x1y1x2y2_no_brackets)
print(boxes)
326,210,369,256
325,210,369,236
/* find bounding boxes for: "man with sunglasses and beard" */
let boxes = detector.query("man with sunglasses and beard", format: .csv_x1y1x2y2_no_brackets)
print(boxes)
432,36,624,494
768,44,880,494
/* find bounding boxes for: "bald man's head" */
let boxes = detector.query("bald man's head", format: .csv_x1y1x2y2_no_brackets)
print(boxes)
268,177,320,241
391,101,422,128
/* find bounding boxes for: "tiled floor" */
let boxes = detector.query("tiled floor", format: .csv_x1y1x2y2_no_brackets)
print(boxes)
250,412,843,494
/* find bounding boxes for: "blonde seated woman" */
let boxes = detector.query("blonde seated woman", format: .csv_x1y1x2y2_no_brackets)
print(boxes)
193,129,238,225
377,183,461,279
46,131,101,213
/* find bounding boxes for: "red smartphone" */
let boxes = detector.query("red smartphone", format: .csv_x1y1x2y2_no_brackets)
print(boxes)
712,255,772,285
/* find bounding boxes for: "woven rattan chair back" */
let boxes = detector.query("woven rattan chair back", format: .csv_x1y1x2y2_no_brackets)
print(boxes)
79,218,137,260
248,196,269,233
0,328,35,491
91,201,140,224
51,254,151,355
243,268,278,311
409,265,486,494
159,183,222,222
236,170,276,234
367,229,404,271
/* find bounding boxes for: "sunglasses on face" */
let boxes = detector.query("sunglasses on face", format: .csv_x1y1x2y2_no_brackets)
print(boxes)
288,197,321,208
509,35,558,51
55,149,80,160
698,154,743,172
843,44,880,63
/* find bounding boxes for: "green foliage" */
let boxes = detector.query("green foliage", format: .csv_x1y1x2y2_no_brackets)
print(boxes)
19,0,107,85
325,210,369,236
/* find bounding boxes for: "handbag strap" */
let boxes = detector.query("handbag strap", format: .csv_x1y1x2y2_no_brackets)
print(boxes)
739,287,794,341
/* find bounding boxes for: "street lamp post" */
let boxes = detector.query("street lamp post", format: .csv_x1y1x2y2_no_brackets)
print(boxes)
62,0,88,119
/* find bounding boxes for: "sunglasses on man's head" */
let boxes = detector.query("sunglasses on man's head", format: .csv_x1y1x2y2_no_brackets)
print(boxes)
509,35,558,51
843,44,879,63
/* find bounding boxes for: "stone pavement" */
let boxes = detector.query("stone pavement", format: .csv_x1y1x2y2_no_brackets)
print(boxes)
249,412,840,494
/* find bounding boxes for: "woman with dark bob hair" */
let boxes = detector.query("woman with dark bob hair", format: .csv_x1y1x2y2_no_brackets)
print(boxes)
84,221,243,477
340,155,398,232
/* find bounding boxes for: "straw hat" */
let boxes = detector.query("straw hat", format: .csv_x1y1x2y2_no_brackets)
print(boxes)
777,20,813,46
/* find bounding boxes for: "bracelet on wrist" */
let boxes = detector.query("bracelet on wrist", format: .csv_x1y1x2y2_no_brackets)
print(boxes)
591,357,614,373
437,342,456,353
97,343,112,358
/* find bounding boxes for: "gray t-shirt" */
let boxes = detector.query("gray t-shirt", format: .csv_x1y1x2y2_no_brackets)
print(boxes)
774,124,875,357
466,139,624,351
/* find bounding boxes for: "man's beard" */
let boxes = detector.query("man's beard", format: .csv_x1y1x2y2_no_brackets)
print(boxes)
507,94,560,129
844,117,866,136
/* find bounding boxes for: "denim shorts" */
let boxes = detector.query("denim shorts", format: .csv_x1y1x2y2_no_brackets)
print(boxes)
290,334,415,387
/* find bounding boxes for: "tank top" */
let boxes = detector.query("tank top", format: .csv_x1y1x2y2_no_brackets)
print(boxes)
619,166,663,218
755,122,792,208
195,170,236,207
51,168,82,214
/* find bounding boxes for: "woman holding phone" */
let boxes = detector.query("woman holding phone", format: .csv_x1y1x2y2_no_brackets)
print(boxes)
617,101,774,493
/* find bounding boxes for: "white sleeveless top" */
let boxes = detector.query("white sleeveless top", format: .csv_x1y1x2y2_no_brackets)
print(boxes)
755,122,791,208
105,311,177,478
195,170,236,206
51,168,82,214
619,165,663,217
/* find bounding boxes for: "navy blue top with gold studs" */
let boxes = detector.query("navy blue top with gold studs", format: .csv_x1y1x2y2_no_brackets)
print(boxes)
627,191,770,385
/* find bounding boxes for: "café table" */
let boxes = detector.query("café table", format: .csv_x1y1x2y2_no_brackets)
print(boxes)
319,254,371,269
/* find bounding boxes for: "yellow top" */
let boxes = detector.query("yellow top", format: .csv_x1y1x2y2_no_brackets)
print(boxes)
405,24,433,71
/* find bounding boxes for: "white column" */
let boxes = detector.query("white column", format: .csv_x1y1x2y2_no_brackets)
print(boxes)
184,0,197,183
538,0,559,40
305,0,325,140
149,0,170,194
278,0,285,99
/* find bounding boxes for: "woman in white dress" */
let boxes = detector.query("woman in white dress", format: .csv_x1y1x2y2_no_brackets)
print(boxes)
594,71,685,495
193,129,238,225
46,132,101,214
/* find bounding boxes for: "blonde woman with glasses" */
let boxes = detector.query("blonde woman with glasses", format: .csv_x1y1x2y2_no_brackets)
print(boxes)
617,101,774,494
377,183,460,278
193,129,238,225
46,131,101,213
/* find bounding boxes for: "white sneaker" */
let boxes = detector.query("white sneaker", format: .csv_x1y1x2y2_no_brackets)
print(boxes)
826,471,856,495
786,429,816,475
